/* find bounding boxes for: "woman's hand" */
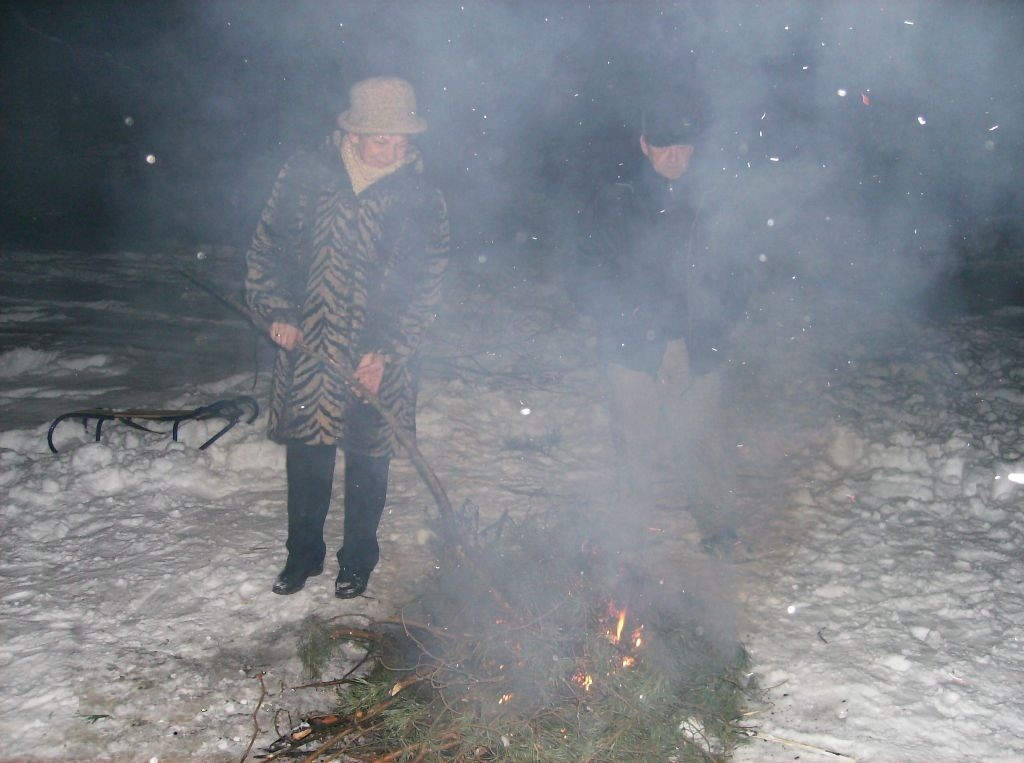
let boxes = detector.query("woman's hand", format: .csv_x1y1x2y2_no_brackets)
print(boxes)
354,352,386,397
269,322,302,351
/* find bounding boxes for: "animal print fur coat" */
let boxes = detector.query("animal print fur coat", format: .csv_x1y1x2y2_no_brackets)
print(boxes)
245,140,449,456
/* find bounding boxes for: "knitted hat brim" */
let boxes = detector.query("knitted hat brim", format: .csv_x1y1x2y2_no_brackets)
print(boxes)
338,110,427,135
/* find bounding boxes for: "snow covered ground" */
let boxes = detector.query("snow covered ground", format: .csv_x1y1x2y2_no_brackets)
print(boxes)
2,246,1023,761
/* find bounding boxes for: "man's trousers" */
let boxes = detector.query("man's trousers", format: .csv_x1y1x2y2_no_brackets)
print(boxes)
606,339,738,538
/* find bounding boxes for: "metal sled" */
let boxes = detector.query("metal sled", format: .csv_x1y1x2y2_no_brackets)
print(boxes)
47,395,259,454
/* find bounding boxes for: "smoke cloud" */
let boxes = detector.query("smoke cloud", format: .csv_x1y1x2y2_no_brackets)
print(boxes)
4,2,1020,274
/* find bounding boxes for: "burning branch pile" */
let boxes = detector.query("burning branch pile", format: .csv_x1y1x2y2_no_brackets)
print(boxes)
260,513,753,762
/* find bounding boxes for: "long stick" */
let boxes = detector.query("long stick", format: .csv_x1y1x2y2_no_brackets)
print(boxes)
179,268,462,553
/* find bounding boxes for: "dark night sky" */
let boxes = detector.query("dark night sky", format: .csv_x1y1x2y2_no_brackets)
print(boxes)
1,0,1022,303
2,0,654,250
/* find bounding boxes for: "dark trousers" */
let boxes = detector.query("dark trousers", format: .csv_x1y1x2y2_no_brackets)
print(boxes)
284,442,390,574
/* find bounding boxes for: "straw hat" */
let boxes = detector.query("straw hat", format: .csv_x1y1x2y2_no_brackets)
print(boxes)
338,77,427,135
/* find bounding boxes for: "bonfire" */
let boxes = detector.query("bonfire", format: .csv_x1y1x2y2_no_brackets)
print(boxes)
254,509,753,762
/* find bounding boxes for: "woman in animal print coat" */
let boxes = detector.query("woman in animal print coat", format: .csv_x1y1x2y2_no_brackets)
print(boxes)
245,77,449,599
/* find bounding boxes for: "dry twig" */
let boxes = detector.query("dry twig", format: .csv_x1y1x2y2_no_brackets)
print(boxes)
754,731,857,761
296,670,432,763
240,672,268,763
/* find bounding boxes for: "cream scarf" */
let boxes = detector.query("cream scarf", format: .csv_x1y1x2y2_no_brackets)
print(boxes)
337,131,409,196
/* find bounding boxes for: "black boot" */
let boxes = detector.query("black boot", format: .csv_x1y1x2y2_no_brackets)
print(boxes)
272,560,325,595
334,452,389,599
274,443,336,595
334,564,371,599
699,527,744,560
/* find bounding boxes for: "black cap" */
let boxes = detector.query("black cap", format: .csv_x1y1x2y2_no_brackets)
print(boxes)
640,99,703,146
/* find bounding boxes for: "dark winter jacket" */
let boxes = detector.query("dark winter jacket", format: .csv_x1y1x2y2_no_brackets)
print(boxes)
245,140,449,456
572,164,742,376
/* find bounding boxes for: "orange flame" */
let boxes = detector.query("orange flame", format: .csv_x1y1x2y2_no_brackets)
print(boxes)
614,609,627,644
572,671,594,691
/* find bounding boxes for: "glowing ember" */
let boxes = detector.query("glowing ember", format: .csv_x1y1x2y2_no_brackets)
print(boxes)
572,672,594,691
621,656,636,668
498,693,514,705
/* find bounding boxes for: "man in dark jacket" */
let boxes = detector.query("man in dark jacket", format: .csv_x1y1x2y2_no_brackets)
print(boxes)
245,77,449,597
573,99,746,553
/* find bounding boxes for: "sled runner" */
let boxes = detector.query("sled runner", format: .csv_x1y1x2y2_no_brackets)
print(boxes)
47,395,259,453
